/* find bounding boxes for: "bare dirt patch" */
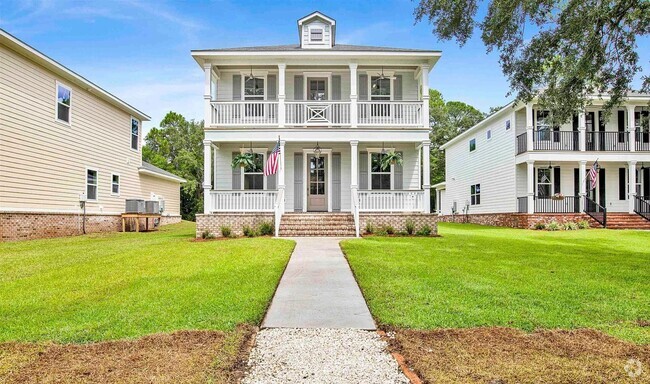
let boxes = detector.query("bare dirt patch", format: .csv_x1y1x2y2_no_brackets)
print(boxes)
0,325,255,384
390,327,650,384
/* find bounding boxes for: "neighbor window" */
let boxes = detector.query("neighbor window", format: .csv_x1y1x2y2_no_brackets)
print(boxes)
111,174,120,195
506,120,511,130
487,130,492,140
86,169,98,201
537,168,552,197
469,138,476,152
310,28,323,42
131,117,139,150
243,152,264,190
56,82,71,123
470,184,481,205
370,152,392,190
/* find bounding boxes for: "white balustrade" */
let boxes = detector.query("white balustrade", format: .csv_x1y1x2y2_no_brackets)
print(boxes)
285,101,351,126
357,101,422,126
358,190,424,212
210,190,278,212
211,101,278,126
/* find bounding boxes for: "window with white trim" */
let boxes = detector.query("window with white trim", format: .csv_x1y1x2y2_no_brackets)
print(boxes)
370,77,391,101
470,184,481,205
469,138,476,152
537,168,552,197
244,76,265,117
86,169,98,201
310,28,323,42
487,129,492,140
131,117,139,150
243,152,264,190
370,152,392,190
111,174,120,195
56,83,71,123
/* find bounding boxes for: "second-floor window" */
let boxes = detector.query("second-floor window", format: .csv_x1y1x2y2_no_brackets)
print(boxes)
370,77,391,101
469,138,476,152
56,82,71,123
131,118,140,150
243,152,264,190
244,77,265,117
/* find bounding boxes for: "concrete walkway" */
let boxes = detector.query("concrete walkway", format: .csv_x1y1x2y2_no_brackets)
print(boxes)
262,237,376,329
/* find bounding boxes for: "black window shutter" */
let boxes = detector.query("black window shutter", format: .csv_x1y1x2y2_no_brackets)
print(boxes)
618,110,625,143
619,168,626,200
573,114,579,131
553,167,561,194
573,169,580,212
644,168,650,197
599,169,606,207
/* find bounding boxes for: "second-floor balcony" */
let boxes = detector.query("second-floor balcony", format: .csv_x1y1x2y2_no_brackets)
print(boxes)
516,129,650,154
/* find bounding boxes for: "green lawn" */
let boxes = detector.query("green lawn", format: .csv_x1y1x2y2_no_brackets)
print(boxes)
0,222,294,343
341,223,650,343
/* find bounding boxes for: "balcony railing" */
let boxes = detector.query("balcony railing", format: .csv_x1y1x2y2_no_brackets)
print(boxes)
285,101,350,126
209,190,278,212
534,195,580,213
357,101,422,126
516,133,527,155
636,131,650,151
211,101,278,126
357,190,424,212
533,129,579,151
586,131,629,151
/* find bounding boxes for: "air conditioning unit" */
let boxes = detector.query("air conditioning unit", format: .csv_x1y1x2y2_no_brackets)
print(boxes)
145,200,160,214
125,199,145,213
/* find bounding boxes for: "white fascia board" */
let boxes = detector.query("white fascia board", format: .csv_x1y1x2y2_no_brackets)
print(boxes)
432,181,446,190
204,128,430,143
138,169,187,183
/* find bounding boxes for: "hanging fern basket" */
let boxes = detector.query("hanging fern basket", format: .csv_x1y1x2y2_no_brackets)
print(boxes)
231,153,255,169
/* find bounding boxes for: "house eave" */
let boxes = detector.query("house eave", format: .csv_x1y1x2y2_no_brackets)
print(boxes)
138,169,187,183
440,101,518,150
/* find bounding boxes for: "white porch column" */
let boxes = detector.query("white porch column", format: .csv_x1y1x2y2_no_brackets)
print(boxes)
525,103,534,151
278,63,286,128
628,105,636,152
629,160,637,213
578,112,586,151
203,64,212,126
526,160,535,214
349,63,358,127
422,140,431,213
579,160,587,212
203,139,212,213
350,140,359,189
420,65,430,128
211,143,219,190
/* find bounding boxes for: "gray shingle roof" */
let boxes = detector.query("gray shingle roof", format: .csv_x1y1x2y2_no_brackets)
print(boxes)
192,44,440,53
139,162,186,183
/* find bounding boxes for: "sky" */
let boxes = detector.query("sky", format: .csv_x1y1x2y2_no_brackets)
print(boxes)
1,0,648,134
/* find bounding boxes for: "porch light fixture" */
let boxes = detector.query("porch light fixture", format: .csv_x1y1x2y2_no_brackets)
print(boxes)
641,162,646,170
548,162,553,169
313,142,322,156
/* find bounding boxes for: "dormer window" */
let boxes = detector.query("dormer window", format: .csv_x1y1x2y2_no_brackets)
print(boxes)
310,28,323,42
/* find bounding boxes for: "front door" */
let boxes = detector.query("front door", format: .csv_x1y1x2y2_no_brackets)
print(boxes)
307,155,327,211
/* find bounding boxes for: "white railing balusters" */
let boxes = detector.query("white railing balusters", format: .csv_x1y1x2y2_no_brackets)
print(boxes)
211,101,278,126
357,101,422,126
357,190,424,212
210,190,278,212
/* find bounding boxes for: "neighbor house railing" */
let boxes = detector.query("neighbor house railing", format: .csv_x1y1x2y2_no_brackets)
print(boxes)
533,130,579,151
357,101,422,126
534,195,580,213
584,196,607,227
586,131,629,151
633,195,650,222
211,101,278,126
357,190,424,212
636,131,650,151
209,190,278,212
285,101,351,126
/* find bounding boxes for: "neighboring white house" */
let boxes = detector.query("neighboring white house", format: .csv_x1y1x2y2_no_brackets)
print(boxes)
192,11,440,236
439,95,650,228
0,29,186,241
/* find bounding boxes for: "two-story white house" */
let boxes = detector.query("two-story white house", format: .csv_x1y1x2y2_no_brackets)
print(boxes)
192,12,440,237
438,95,650,229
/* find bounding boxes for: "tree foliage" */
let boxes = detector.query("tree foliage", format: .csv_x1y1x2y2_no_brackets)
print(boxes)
415,0,650,124
429,89,485,185
142,112,204,221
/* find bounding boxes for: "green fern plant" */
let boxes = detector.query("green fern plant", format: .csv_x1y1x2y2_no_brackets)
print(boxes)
231,152,255,169
380,150,403,171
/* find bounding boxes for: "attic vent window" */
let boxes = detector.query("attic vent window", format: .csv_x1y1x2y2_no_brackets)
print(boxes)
310,28,323,42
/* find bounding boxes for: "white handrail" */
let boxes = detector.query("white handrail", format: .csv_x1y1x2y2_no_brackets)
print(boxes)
357,190,424,212
210,190,277,212
274,188,285,237
357,101,422,126
211,101,278,126
351,188,360,237
285,101,351,126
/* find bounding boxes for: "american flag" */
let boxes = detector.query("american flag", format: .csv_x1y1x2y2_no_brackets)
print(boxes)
264,138,281,176
588,161,599,190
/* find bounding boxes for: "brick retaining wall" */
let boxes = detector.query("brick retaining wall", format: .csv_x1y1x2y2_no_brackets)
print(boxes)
0,212,182,241
359,213,438,235
196,213,275,238
437,213,599,229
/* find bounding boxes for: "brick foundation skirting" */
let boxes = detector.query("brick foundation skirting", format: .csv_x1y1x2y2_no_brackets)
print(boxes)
437,213,598,229
0,212,182,242
359,213,438,235
196,213,275,238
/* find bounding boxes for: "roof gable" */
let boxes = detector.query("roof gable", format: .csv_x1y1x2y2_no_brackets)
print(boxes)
297,11,336,49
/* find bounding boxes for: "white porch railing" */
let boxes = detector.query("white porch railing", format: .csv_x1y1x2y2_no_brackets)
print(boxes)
210,190,277,212
211,101,278,126
358,190,424,212
357,101,422,126
285,101,351,126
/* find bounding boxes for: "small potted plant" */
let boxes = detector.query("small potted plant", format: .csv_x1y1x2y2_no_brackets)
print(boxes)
231,152,254,169
551,192,565,201
380,150,403,170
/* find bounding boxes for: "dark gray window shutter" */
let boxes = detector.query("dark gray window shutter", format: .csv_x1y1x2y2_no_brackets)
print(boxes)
618,110,626,143
267,75,277,100
232,152,241,190
644,168,650,197
619,168,626,200
358,75,368,101
553,167,560,194
573,114,579,131
294,153,303,211
359,151,368,190
232,75,241,100
394,75,402,101
267,151,277,190
599,169,606,207
331,75,341,100
394,151,403,190
294,75,303,100
332,153,341,211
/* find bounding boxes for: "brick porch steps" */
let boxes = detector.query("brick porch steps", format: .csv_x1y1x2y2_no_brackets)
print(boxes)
606,213,650,230
279,213,356,237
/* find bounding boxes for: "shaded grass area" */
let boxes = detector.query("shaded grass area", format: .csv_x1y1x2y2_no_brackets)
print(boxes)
0,326,255,384
342,223,650,343
392,327,650,384
0,222,294,342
